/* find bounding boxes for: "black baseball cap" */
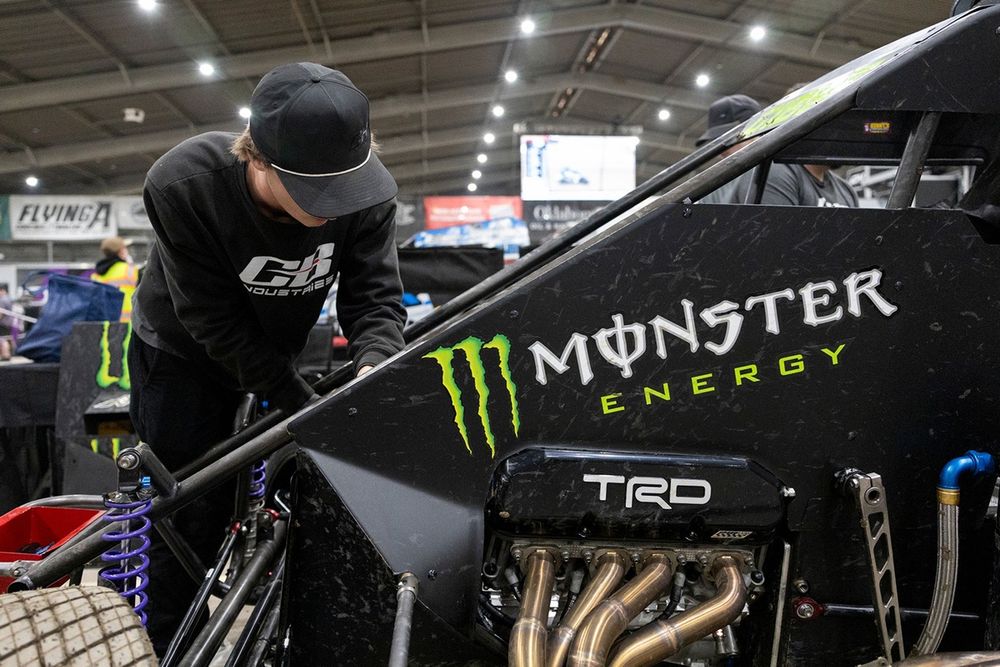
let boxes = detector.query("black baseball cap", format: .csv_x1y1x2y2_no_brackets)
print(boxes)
249,63,397,218
695,94,762,146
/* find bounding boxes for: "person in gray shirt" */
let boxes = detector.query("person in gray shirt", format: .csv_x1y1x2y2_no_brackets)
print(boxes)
697,92,858,207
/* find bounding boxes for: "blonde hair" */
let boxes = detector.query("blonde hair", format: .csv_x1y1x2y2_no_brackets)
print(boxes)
230,125,382,165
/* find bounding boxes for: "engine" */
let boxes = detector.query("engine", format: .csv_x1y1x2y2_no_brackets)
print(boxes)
479,449,788,665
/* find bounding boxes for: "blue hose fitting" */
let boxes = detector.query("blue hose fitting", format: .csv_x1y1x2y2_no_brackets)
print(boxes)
939,450,995,490
937,450,995,505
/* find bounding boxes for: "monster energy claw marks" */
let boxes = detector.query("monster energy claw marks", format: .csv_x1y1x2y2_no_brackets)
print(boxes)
423,334,520,458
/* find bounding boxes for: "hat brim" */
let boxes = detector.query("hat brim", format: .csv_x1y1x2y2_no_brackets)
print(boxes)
695,120,740,147
275,152,398,219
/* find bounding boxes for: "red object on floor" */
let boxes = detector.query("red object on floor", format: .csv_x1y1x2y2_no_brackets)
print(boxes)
0,506,103,591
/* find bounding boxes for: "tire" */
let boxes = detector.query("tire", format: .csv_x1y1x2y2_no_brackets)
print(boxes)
0,586,156,667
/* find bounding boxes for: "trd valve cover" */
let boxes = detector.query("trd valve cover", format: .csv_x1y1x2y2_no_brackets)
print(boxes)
487,448,786,544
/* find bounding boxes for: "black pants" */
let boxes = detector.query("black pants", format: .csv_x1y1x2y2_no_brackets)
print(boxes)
128,333,242,655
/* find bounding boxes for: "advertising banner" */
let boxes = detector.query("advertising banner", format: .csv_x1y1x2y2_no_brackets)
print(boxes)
10,195,116,240
394,194,425,244
522,199,610,244
520,134,637,201
114,196,152,231
423,196,522,229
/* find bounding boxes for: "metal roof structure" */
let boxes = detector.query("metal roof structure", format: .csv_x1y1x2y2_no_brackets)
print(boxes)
0,0,953,198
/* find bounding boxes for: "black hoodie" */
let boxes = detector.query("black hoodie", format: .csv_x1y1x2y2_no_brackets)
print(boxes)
132,132,406,412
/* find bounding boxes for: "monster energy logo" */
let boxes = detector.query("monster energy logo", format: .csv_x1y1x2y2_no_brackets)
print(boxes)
97,321,130,390
423,334,519,458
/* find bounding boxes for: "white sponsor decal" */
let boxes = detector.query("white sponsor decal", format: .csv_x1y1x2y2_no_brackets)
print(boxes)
583,474,712,510
529,269,898,386
239,243,336,296
711,530,754,540
10,195,116,240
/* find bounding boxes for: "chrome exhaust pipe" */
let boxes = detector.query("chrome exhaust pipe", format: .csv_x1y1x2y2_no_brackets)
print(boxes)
547,552,627,667
607,556,746,667
566,554,672,667
510,550,557,667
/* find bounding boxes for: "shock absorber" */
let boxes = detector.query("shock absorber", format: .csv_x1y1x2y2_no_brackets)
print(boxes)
243,460,267,561
99,478,153,625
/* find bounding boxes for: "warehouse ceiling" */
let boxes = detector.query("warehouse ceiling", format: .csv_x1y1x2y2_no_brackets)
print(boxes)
0,0,954,198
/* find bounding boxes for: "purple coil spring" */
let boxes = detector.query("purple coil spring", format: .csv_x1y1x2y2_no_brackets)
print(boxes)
249,460,266,500
99,496,152,626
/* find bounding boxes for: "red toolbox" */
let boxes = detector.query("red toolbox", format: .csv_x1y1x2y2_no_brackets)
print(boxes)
0,506,103,591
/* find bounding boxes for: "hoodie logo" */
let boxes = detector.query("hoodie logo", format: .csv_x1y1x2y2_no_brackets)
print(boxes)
239,243,336,296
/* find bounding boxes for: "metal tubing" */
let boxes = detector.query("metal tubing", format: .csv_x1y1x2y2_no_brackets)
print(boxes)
886,111,942,209
161,525,241,667
388,572,420,667
178,521,287,667
510,551,557,667
24,494,106,509
224,557,285,667
567,554,672,667
547,552,627,667
132,442,179,497
607,557,746,667
154,517,208,585
911,502,960,656
246,601,283,667
661,89,857,204
11,416,294,592
745,160,772,204
822,603,978,623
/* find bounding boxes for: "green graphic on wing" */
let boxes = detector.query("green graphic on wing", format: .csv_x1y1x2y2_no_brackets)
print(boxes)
484,334,519,437
424,333,521,457
423,346,470,454
453,337,495,457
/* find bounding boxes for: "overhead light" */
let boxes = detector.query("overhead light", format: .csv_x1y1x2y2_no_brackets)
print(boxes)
695,73,710,88
198,62,215,77
657,108,671,121
477,153,488,164
504,69,518,83
483,132,496,144
25,176,38,188
749,25,767,42
122,107,145,123
471,169,482,179
491,104,505,118
239,106,251,119
467,183,478,192
137,0,157,11
520,18,536,35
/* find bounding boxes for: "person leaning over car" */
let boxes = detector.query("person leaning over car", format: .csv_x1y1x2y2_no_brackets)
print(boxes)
129,62,406,654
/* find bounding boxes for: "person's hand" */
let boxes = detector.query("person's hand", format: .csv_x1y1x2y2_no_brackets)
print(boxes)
356,364,375,377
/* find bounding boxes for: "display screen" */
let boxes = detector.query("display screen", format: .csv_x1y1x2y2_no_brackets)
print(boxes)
520,135,637,201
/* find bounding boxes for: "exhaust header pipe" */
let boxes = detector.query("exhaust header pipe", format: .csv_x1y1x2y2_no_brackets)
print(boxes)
510,550,557,667
608,556,746,667
567,553,672,667
547,552,627,667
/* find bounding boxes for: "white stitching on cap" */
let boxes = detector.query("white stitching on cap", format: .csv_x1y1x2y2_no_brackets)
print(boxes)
270,147,372,178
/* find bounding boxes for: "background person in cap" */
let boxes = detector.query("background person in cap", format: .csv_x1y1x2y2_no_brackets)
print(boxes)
90,236,138,321
698,89,858,207
130,62,406,653
698,95,763,204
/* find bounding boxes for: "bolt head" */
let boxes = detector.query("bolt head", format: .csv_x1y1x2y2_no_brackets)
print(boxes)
793,579,809,594
117,452,139,470
512,548,523,562
796,602,816,619
780,486,796,498
498,510,511,519
427,569,438,580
